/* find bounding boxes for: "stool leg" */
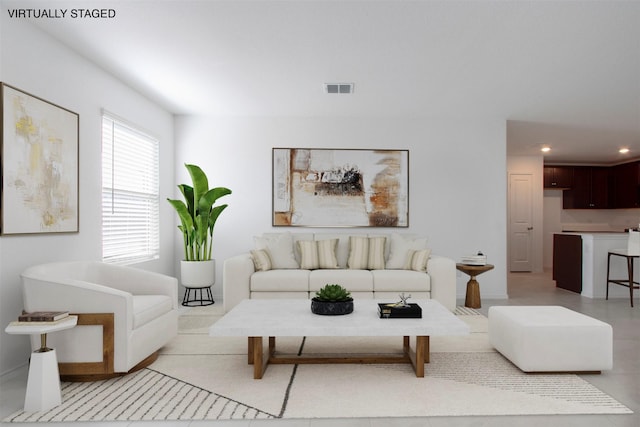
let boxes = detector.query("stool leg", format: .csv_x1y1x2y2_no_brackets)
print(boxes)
606,253,612,300
628,257,634,308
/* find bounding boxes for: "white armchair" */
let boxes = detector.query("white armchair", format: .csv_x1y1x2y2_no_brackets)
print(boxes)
21,261,178,381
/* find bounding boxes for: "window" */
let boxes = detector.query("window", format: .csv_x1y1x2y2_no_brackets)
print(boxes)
102,113,159,264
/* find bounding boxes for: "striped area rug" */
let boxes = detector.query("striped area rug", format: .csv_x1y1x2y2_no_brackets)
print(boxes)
6,369,276,423
4,307,633,422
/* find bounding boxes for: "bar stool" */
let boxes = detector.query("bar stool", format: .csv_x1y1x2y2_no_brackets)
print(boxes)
606,249,639,307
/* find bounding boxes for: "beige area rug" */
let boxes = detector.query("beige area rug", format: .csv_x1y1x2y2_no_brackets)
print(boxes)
5,305,632,422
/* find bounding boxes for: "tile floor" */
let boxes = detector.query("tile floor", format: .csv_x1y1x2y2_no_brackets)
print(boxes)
1,271,638,426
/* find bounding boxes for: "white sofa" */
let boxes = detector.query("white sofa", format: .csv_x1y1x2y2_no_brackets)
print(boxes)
21,261,179,380
223,232,457,313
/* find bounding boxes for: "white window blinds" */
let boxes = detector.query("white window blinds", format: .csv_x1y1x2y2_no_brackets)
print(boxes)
102,114,159,264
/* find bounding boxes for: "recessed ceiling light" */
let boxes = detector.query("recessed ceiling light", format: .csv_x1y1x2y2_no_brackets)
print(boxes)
619,148,630,154
541,146,551,153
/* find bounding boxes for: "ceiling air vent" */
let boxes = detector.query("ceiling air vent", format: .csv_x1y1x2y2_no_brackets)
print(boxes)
324,83,354,94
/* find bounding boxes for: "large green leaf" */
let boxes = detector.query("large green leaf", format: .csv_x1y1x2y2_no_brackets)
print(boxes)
168,164,232,261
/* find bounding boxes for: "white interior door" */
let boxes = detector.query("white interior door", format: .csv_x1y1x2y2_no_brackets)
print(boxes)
509,173,533,272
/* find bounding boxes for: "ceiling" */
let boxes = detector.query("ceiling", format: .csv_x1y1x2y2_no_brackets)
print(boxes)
10,0,640,164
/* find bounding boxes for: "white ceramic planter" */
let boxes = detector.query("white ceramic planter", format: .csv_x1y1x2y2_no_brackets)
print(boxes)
180,259,215,288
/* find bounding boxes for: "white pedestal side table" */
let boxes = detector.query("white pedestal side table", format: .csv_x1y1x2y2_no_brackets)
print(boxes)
5,316,78,412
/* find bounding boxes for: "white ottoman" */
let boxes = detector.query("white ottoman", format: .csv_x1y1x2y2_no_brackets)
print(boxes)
488,306,612,373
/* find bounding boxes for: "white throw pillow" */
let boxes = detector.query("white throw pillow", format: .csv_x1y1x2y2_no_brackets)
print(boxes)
297,240,319,270
316,239,339,269
250,249,272,271
386,233,428,269
254,233,299,269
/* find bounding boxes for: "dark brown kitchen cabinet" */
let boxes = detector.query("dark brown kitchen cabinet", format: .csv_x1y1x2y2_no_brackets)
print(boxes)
610,161,640,208
563,166,610,209
543,166,574,188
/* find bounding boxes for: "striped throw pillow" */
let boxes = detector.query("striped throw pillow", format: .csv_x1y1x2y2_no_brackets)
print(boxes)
404,248,431,272
316,239,339,269
347,236,370,269
250,249,272,271
367,236,387,270
297,240,319,270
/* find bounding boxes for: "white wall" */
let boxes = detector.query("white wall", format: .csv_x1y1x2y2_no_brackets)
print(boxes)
0,20,176,375
174,116,509,302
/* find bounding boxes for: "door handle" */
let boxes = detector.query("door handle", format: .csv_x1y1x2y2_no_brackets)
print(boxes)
527,227,534,231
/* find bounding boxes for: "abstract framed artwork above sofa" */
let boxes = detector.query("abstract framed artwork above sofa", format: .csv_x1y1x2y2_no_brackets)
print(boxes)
272,148,409,227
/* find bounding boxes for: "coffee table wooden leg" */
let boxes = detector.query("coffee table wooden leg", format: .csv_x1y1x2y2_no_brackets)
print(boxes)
251,336,264,379
247,337,254,364
403,336,410,355
414,336,429,377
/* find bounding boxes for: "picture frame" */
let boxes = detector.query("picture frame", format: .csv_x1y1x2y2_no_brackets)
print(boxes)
273,148,409,227
1,83,79,235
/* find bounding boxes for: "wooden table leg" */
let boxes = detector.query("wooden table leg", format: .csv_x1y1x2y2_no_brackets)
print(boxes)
465,276,481,308
414,336,429,377
251,337,264,379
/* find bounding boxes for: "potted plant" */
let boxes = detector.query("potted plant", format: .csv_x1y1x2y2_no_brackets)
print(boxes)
167,164,231,301
311,284,353,315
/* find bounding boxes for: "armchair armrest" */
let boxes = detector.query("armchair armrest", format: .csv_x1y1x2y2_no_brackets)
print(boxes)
427,255,457,312
223,253,255,313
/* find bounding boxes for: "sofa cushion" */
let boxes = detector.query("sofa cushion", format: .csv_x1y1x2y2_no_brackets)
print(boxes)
309,269,373,292
250,270,310,292
254,233,299,269
372,270,431,292
132,295,173,329
387,233,428,269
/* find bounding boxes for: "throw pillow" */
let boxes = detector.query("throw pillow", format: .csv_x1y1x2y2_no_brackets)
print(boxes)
347,236,369,269
316,239,339,269
386,233,428,269
250,249,272,272
367,236,386,270
297,240,319,270
254,233,299,269
404,248,432,272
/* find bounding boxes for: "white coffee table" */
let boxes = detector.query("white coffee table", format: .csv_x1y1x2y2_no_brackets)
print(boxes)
5,316,78,411
209,299,469,379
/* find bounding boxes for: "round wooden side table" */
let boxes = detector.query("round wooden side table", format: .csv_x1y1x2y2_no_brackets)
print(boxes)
456,264,495,309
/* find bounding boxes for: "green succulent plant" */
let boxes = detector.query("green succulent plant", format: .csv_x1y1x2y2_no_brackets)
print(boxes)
314,284,352,302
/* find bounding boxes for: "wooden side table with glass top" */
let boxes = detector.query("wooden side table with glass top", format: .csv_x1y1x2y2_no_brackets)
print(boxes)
456,264,495,309
5,316,77,412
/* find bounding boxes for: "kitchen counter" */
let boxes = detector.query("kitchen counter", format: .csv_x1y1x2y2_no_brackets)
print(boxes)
554,232,632,298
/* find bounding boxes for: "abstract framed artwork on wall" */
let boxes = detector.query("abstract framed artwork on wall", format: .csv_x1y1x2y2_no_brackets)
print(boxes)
273,148,409,227
1,83,79,235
